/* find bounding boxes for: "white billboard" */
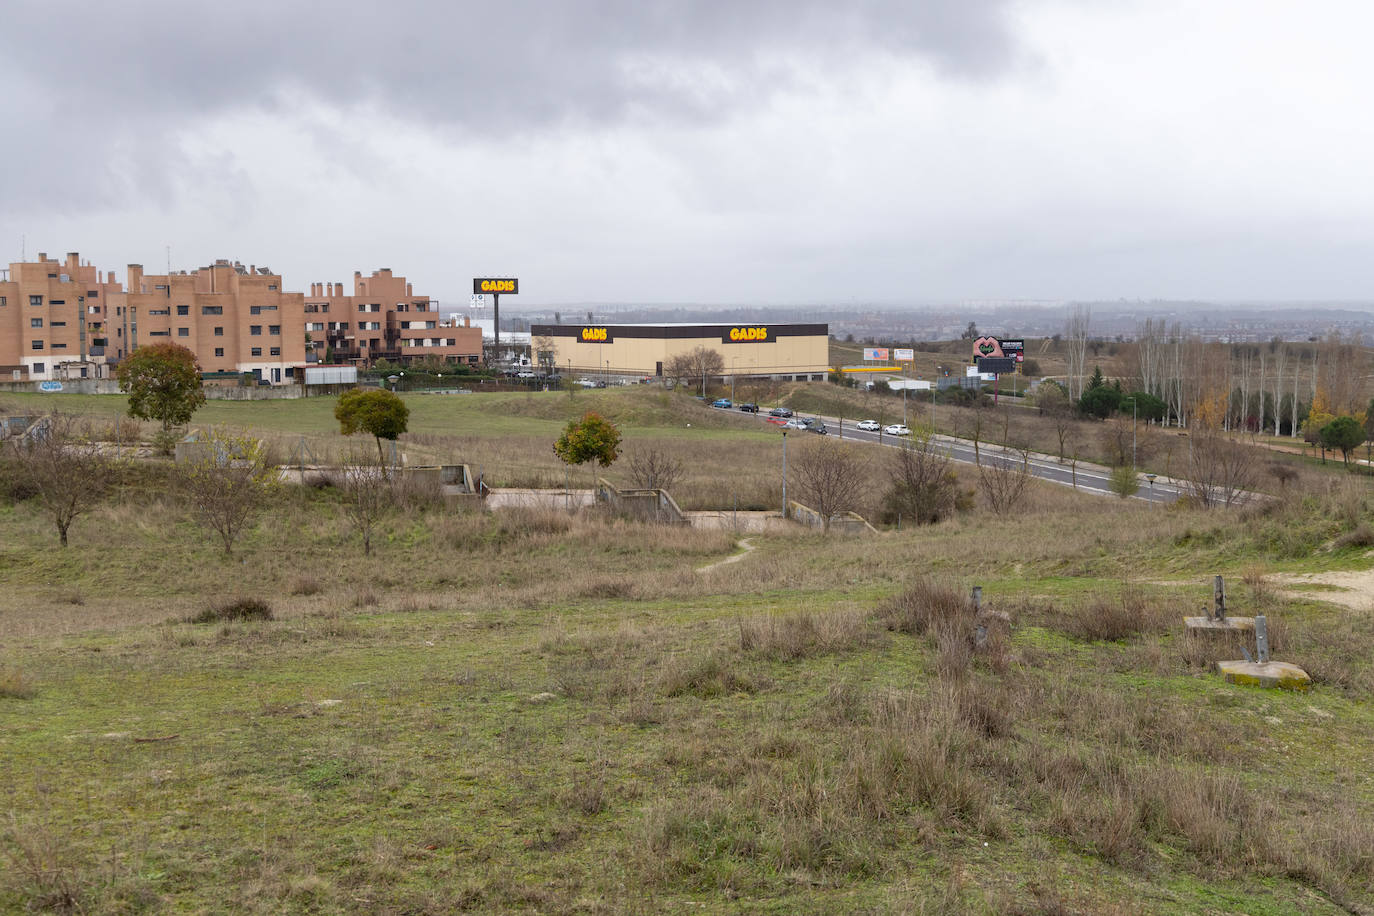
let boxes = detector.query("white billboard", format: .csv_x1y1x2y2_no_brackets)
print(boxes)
893,348,914,361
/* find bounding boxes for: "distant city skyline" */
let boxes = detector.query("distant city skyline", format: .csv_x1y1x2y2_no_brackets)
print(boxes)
4,1,1373,304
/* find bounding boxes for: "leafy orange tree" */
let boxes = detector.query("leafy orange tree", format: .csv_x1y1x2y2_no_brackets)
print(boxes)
554,412,621,469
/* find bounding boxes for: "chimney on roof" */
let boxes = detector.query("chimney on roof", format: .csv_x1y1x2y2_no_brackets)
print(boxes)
37,252,47,261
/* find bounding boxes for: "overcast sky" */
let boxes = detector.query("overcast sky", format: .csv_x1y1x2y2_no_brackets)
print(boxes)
3,0,1372,307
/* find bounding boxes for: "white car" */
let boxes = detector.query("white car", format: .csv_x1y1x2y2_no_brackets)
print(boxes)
856,419,881,432
884,424,911,436
783,418,809,429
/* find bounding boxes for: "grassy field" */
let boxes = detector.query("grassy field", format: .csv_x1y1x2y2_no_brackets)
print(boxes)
1,385,1372,914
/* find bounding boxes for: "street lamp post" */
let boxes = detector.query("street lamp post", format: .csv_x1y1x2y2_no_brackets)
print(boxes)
731,358,737,402
781,430,788,518
1146,472,1157,508
1132,398,1138,469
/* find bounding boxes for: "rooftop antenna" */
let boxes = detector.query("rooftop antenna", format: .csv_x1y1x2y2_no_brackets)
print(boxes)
166,245,171,276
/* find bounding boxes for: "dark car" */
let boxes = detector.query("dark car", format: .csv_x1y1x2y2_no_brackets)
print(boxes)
769,407,794,418
808,421,828,435
737,402,759,413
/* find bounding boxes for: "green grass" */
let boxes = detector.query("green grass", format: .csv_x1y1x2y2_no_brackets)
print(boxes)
1,386,1373,913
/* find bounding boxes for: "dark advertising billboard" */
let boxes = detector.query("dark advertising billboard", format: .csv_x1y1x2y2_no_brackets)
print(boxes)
473,278,519,294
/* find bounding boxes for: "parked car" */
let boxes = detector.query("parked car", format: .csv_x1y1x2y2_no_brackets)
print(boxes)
516,370,537,378
768,407,794,418
856,419,881,432
737,402,759,413
577,379,598,388
884,424,912,436
711,398,733,409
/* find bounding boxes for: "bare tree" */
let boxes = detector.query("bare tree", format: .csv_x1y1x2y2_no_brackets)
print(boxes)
626,446,685,492
665,346,724,397
179,431,277,555
790,439,870,533
978,451,1032,513
1065,305,1091,401
8,412,114,547
1183,428,1258,509
882,435,964,525
531,334,557,375
1035,382,1075,462
340,453,395,556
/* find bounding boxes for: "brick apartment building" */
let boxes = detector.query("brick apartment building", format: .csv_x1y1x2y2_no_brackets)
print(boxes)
303,268,482,368
1,254,479,384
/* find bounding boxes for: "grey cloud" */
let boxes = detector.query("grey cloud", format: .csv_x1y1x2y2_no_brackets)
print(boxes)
2,0,1025,130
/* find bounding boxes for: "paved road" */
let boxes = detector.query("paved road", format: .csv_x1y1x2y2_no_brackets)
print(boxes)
732,408,1184,504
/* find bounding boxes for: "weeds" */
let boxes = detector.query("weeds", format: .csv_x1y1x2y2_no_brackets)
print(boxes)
0,667,36,699
185,596,274,624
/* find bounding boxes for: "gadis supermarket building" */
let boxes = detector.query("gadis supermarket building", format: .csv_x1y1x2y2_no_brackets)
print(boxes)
529,322,830,381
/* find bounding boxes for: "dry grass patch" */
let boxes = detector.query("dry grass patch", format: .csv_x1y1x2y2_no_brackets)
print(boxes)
288,574,324,596
185,596,274,624
736,607,879,660
0,667,37,700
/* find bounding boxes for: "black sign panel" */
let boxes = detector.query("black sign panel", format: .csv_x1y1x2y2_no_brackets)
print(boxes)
998,339,1025,362
473,278,519,294
721,326,773,343
976,357,1017,374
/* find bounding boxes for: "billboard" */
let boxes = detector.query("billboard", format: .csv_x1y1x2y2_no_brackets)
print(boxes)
972,336,1024,363
863,347,889,361
473,278,519,294
893,348,914,361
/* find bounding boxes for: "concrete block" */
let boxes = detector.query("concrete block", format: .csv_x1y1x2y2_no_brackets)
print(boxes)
1184,616,1255,632
1217,660,1311,691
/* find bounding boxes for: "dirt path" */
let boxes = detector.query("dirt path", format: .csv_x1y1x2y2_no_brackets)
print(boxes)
1273,568,1374,610
696,538,756,573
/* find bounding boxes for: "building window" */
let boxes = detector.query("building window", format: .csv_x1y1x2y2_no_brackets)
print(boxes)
30,317,43,328
32,362,44,373
202,305,222,315
178,328,189,337
269,324,280,335
30,295,42,306
51,320,65,327
32,340,44,350
250,305,278,315
0,296,6,306
87,290,98,298
357,304,366,313
251,347,262,357
52,343,66,350
176,305,189,315
268,284,277,290
320,304,329,313
270,347,280,356
250,325,262,335
214,347,224,357
50,299,64,305
396,302,408,312
214,326,224,336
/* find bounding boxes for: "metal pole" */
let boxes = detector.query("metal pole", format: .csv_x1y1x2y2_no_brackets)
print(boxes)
731,359,736,402
903,385,907,426
781,431,788,518
1132,399,1137,469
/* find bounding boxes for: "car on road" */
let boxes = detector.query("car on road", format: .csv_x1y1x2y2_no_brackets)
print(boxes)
856,419,881,432
576,379,598,388
808,421,829,435
884,424,912,436
737,402,759,413
768,407,794,418
711,398,733,409
783,418,808,429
